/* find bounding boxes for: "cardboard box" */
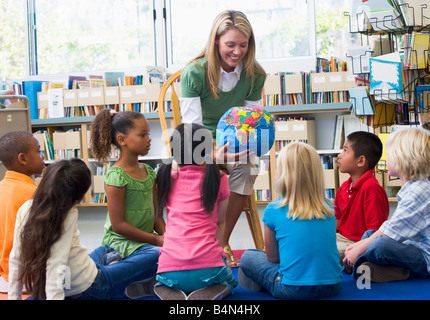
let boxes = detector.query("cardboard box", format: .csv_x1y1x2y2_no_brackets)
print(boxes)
53,131,81,150
104,87,120,105
254,171,270,190
63,90,78,107
264,75,282,95
77,89,92,106
274,120,316,146
283,73,303,94
323,169,338,189
90,87,105,105
383,172,402,187
37,92,49,109
93,175,105,193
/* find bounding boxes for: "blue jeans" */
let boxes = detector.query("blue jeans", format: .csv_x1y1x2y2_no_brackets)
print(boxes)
71,244,160,300
352,230,430,279
156,257,238,295
240,249,342,300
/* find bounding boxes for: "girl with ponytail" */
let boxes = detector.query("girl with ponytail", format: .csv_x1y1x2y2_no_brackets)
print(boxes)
89,109,165,298
154,123,237,300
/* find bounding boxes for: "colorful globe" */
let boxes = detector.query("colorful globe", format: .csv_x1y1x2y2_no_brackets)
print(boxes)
216,106,275,157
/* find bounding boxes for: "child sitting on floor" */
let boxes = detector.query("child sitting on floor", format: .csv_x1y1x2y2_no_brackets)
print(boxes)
0,131,45,293
335,131,389,264
8,159,162,300
154,123,237,300
239,142,342,299
344,127,430,282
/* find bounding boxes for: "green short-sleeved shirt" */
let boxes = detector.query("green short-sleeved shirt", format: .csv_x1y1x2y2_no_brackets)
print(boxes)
102,164,156,258
181,58,266,136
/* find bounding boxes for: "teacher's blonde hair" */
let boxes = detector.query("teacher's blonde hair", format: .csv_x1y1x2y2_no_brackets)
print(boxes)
191,10,266,99
275,142,333,220
386,127,430,181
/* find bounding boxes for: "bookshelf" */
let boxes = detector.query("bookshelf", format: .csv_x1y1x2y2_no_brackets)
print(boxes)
345,0,430,201
264,103,352,201
31,113,170,207
29,101,352,207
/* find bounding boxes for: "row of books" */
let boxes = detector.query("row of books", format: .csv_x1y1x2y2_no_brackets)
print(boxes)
321,155,336,200
254,159,271,202
263,71,357,107
404,31,430,70
34,129,81,161
92,162,112,204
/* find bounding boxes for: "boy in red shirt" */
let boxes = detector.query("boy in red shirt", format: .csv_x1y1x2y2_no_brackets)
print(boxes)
335,131,389,269
0,131,45,293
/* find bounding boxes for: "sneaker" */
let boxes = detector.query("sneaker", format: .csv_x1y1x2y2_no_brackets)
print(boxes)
125,276,157,299
238,268,262,291
187,284,230,300
154,285,187,300
360,262,410,283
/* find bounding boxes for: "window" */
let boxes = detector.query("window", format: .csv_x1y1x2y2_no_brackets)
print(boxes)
166,0,316,71
315,0,356,58
32,0,155,75
0,0,27,80
2,0,346,79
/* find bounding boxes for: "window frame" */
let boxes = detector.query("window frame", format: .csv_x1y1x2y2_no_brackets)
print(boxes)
163,0,317,73
24,0,317,78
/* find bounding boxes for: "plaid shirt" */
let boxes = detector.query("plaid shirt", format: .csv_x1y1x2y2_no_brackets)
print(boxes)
380,178,430,272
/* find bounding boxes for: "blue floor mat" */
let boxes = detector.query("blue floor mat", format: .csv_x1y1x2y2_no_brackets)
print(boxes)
130,268,430,301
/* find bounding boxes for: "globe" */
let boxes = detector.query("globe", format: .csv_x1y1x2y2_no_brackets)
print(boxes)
216,106,275,157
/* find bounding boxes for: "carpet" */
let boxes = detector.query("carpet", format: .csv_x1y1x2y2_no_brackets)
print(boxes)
3,250,429,301
133,250,430,301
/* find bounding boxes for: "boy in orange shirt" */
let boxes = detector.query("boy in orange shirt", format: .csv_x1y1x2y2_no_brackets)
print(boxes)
0,131,45,293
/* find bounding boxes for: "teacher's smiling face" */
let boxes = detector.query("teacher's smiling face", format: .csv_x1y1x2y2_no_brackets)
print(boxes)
216,27,249,73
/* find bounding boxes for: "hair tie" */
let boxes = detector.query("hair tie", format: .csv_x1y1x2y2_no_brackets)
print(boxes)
110,109,117,118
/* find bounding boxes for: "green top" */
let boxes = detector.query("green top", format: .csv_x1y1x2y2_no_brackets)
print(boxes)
181,58,266,136
102,164,156,258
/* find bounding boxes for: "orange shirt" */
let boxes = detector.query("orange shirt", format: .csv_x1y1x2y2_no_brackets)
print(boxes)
0,171,37,281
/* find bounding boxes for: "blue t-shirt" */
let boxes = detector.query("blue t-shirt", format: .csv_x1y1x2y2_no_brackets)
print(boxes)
262,199,342,286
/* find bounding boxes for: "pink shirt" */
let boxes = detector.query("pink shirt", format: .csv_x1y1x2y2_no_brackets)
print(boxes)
157,166,230,273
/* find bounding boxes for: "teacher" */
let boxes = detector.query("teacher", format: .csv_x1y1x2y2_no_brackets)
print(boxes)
180,10,266,267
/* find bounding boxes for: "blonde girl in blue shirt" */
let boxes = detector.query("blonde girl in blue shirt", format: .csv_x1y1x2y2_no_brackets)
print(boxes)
239,142,343,299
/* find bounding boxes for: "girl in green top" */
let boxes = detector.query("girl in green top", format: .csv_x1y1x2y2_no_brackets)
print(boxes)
90,109,165,298
180,10,266,267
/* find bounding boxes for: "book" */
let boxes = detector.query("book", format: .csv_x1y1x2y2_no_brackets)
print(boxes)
409,32,430,69
348,87,375,115
68,76,87,89
369,52,404,101
146,66,164,84
22,81,43,119
374,103,396,127
332,114,344,150
416,85,430,124
104,72,124,87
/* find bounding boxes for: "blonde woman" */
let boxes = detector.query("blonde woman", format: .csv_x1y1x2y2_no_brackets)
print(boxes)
344,127,430,283
180,10,267,267
239,142,342,299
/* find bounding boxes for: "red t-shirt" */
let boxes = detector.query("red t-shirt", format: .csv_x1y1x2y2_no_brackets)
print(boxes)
334,169,389,241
